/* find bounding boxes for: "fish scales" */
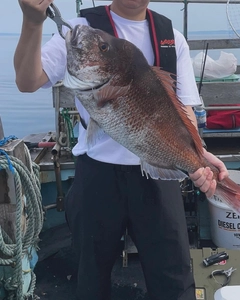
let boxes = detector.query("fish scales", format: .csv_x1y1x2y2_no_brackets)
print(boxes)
63,24,240,213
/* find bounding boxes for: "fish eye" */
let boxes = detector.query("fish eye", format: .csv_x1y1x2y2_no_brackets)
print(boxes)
99,43,109,52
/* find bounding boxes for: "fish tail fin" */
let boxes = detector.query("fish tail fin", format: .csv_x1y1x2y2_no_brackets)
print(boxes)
216,176,240,214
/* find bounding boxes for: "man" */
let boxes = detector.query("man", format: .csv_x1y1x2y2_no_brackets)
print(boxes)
15,1,228,299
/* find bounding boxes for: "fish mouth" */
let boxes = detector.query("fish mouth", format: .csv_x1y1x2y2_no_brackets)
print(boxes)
63,70,110,92
82,80,109,91
70,25,83,47
66,24,92,48
71,26,80,46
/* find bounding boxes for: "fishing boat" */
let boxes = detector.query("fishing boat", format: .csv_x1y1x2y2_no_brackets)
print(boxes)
0,0,240,299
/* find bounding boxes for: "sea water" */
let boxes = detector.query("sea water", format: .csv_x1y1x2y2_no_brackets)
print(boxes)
0,34,55,139
0,30,239,139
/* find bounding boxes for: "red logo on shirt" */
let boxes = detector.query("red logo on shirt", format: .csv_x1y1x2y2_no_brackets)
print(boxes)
160,39,175,48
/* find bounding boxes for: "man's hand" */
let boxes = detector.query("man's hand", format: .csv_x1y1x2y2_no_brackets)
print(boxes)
18,0,53,25
189,149,229,199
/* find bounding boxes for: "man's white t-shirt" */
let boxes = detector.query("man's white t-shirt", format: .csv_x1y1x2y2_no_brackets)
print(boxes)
42,10,201,165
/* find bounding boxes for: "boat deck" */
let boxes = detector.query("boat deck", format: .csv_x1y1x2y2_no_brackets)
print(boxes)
34,224,149,300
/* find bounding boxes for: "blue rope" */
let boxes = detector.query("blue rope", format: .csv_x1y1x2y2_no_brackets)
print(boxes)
0,135,18,147
0,135,18,173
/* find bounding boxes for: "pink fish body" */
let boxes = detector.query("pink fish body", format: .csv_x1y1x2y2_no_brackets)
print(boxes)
63,24,240,213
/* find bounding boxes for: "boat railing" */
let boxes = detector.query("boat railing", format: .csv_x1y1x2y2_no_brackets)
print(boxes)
188,38,240,114
98,0,240,39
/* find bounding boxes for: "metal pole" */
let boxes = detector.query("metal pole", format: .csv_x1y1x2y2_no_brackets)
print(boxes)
0,117,4,140
76,0,82,17
183,0,188,40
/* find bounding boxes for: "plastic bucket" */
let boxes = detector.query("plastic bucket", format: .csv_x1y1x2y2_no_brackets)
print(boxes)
208,170,240,249
214,286,240,300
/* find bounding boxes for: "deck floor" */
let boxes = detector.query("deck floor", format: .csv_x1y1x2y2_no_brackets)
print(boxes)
34,224,149,300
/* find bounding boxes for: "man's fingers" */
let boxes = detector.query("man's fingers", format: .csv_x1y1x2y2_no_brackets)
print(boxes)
205,180,217,199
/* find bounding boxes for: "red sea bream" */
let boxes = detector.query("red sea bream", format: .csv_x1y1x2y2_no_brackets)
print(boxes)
63,24,240,213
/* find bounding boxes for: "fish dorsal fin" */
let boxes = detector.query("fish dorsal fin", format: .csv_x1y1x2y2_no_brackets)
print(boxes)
94,81,131,107
141,160,188,181
151,66,203,157
86,118,105,148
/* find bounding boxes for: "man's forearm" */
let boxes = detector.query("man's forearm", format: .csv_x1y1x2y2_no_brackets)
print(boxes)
14,20,47,92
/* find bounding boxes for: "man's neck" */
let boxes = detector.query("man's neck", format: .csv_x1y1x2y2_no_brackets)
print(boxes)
110,2,148,21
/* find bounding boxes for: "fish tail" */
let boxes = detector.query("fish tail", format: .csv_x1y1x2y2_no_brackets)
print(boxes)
216,176,240,214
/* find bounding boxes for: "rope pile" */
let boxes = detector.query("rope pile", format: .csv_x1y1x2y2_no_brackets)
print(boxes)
0,136,44,300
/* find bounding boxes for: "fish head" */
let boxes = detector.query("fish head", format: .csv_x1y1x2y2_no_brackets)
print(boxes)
64,24,136,91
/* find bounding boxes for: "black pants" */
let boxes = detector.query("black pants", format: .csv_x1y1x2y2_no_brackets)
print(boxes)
65,154,196,300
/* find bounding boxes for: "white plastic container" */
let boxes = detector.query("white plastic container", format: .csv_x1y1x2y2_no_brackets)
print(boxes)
214,286,240,300
208,170,240,249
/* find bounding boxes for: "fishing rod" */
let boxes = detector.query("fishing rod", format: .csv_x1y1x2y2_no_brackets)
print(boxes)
226,0,240,38
198,42,209,94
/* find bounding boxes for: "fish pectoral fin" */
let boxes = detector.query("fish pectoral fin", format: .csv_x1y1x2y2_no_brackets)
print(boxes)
94,83,131,107
86,118,105,149
140,161,188,181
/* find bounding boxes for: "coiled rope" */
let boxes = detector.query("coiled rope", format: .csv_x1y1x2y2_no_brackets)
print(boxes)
0,136,44,299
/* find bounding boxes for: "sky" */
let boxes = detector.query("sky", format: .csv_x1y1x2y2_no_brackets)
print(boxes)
0,0,231,35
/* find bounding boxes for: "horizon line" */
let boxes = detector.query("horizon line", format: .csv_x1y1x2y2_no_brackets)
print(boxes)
0,29,231,36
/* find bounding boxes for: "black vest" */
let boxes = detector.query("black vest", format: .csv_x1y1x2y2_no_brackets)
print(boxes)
80,5,177,75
